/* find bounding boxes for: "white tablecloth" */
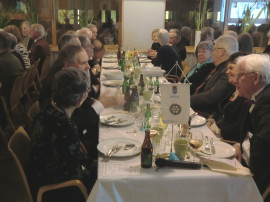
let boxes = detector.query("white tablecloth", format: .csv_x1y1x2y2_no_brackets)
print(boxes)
87,56,262,202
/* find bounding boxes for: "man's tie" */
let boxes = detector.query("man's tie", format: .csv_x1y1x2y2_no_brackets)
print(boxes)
194,67,216,94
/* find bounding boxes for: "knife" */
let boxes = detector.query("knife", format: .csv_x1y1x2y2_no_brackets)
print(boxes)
209,138,216,155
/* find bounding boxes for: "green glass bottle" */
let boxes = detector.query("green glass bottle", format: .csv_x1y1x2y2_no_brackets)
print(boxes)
138,74,145,96
148,76,153,90
122,75,128,94
154,76,159,94
129,73,135,88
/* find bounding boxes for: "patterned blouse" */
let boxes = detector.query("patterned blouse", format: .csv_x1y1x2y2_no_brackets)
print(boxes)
27,101,88,194
15,43,31,69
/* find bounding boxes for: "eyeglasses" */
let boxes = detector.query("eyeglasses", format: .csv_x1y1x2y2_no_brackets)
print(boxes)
237,72,256,79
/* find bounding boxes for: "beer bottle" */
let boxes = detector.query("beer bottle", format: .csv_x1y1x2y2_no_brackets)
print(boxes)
154,76,159,94
124,86,131,111
148,76,153,90
141,129,153,168
122,75,128,94
138,74,145,96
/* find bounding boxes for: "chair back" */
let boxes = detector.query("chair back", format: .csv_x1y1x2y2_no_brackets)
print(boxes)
40,56,51,81
28,101,39,123
8,126,33,202
24,61,39,95
179,61,191,81
10,73,26,112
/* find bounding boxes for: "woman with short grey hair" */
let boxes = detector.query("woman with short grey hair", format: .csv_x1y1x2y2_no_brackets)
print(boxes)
154,29,180,77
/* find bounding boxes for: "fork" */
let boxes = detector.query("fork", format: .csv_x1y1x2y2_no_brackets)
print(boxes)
105,145,119,156
205,136,210,153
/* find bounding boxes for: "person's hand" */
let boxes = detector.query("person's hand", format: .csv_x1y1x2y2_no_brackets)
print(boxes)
233,143,242,162
148,50,157,59
92,64,101,76
98,92,125,108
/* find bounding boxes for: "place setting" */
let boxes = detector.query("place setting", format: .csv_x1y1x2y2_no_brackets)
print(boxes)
100,112,136,127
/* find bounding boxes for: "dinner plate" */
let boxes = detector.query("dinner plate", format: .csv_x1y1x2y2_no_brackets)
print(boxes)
103,70,123,80
102,63,119,69
97,138,141,157
196,141,236,159
103,54,117,59
103,58,118,63
103,80,123,87
100,112,135,126
191,115,206,127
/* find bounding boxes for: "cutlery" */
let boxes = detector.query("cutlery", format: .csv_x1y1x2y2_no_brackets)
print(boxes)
209,138,216,155
123,144,135,150
108,145,123,157
105,145,119,156
204,136,210,153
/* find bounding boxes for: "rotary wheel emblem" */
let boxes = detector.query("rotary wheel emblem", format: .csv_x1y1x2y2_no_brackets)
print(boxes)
170,104,181,115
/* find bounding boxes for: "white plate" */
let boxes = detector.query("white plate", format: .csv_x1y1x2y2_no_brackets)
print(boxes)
100,112,135,126
103,70,123,80
97,138,141,157
103,58,118,63
103,80,123,87
102,63,119,69
191,115,206,127
196,141,236,159
103,54,117,59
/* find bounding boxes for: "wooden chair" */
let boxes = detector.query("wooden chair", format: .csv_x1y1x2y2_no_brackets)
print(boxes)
39,56,51,81
27,101,39,123
0,73,26,132
263,185,270,200
23,61,40,104
8,126,88,202
179,61,191,81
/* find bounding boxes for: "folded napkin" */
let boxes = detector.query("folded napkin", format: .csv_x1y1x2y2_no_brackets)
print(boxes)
202,158,252,176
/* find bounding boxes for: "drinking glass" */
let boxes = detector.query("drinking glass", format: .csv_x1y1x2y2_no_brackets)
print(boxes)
143,89,153,103
189,131,204,161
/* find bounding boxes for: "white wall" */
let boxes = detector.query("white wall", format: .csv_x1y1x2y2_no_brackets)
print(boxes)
122,0,165,50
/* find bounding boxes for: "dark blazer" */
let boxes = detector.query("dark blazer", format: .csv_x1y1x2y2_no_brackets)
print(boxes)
154,45,180,76
29,37,51,72
173,41,186,61
190,61,235,117
181,63,215,95
248,85,270,194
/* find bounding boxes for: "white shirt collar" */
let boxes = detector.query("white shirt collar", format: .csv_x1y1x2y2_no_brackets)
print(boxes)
249,85,266,113
34,36,43,43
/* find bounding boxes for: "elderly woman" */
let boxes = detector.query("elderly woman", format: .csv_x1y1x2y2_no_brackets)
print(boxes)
4,25,31,69
182,41,215,94
206,52,250,142
147,28,161,63
154,29,180,76
28,68,95,201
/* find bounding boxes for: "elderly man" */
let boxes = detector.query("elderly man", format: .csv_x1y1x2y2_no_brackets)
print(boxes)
29,24,51,72
190,35,237,117
58,32,81,50
79,27,93,41
234,54,270,196
39,45,123,160
169,29,186,61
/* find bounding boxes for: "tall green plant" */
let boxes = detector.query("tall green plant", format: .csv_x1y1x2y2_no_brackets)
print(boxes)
77,10,93,28
241,2,266,32
23,0,39,24
194,0,210,31
0,10,11,28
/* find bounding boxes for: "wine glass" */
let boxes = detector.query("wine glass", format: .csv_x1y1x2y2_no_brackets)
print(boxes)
189,131,204,161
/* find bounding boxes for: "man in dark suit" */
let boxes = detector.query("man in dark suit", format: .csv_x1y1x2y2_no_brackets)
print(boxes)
29,24,51,73
169,29,186,61
234,54,270,197
190,35,238,117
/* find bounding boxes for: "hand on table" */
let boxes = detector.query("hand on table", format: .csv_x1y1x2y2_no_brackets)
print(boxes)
147,49,157,59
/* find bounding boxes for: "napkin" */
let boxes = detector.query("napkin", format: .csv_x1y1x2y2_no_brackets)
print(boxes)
202,158,252,176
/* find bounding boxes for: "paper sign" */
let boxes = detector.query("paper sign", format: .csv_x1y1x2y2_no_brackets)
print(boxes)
160,83,190,124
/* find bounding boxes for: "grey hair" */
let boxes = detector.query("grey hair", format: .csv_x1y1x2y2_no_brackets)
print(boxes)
198,40,214,52
79,27,92,39
169,29,181,39
224,30,238,39
215,35,239,56
237,54,270,85
31,24,45,37
157,29,169,45
87,24,97,31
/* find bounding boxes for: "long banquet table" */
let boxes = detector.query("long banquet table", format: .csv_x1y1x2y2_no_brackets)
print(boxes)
87,55,263,202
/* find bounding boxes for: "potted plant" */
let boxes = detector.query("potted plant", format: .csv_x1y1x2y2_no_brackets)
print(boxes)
194,0,209,49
